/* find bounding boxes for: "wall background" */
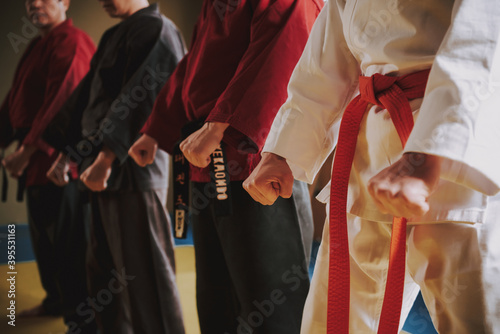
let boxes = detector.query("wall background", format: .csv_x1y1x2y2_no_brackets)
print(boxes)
0,0,203,225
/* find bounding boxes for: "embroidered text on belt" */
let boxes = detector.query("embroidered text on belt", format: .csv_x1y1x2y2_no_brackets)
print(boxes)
172,120,232,239
327,69,430,334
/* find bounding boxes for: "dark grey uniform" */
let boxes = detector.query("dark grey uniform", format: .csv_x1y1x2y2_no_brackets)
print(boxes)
44,4,186,333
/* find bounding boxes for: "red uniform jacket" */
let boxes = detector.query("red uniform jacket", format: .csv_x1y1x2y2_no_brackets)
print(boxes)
142,0,323,182
0,19,96,186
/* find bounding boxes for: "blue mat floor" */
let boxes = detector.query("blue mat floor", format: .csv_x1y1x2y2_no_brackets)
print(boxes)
0,222,194,264
308,240,437,334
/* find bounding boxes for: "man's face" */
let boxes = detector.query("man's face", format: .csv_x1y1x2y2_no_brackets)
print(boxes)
25,0,67,28
97,0,131,18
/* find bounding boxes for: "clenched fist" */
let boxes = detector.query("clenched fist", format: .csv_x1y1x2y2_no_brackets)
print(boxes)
46,152,70,186
80,147,115,192
180,122,229,168
129,134,158,167
2,144,35,178
367,153,441,219
243,152,294,205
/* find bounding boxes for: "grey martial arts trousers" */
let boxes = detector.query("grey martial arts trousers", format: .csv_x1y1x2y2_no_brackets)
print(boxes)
85,189,185,334
191,180,313,334
27,181,96,332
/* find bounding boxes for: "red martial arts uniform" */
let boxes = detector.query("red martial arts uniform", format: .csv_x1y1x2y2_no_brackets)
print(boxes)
143,0,324,182
141,1,323,333
0,19,95,186
0,19,96,329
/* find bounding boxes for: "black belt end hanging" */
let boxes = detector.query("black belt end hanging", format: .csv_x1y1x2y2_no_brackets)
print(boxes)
171,120,234,239
173,142,189,239
16,172,26,202
209,143,232,217
1,164,7,203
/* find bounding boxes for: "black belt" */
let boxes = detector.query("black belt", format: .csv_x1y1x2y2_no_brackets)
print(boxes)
209,143,232,217
1,154,7,203
1,129,29,202
172,120,232,239
1,165,26,203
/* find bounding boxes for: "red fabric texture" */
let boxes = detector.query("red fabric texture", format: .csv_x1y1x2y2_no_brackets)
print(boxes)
327,70,430,334
142,0,323,182
0,20,95,186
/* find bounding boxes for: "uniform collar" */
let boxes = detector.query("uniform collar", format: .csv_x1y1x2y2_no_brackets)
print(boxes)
43,19,73,39
128,3,159,19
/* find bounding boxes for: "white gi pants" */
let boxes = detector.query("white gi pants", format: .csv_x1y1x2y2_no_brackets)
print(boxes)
301,198,500,334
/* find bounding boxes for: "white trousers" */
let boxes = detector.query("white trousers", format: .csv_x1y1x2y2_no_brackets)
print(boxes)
301,198,500,334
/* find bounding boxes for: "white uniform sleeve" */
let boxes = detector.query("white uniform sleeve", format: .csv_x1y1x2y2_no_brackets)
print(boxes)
405,0,500,196
262,1,360,184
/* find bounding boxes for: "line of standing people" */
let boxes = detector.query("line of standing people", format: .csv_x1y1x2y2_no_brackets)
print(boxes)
5,0,498,333
2,0,324,333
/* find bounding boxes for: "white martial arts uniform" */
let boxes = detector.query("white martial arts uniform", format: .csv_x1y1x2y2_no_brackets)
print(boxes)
263,0,500,333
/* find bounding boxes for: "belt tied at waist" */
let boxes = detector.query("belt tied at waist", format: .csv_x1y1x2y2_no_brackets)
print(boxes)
327,69,430,334
172,120,233,239
1,128,30,203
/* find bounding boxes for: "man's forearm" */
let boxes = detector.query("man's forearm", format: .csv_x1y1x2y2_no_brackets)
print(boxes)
97,146,117,164
19,144,37,157
206,121,230,137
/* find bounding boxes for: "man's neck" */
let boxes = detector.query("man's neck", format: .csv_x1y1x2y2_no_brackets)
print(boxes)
120,0,149,20
39,15,67,37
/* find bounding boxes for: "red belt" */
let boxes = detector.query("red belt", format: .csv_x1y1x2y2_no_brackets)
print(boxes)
327,69,430,334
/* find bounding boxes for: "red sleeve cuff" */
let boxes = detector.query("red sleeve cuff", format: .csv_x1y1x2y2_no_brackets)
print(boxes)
23,136,55,156
206,110,261,154
142,118,176,155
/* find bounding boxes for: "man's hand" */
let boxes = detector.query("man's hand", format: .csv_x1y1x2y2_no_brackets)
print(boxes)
47,153,70,186
2,144,36,178
367,153,441,219
80,147,115,192
243,152,294,205
180,122,229,168
129,134,158,167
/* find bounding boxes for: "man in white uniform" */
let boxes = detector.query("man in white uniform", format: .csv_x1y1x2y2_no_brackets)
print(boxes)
244,0,500,333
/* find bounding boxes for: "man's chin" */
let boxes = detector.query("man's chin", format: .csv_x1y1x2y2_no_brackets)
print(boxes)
30,15,49,28
103,7,119,18
31,20,48,29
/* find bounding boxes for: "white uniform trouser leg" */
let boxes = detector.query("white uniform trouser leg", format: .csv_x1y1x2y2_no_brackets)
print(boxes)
301,200,500,334
301,213,419,334
409,196,500,334
480,197,500,332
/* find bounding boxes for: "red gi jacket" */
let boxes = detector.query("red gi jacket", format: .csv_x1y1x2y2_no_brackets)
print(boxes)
0,19,96,186
142,0,323,182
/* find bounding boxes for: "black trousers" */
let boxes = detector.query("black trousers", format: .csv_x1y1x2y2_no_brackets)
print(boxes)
26,181,95,332
191,180,313,334
86,189,185,334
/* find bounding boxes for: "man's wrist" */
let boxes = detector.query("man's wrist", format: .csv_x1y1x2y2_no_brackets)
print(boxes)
206,122,230,136
261,152,286,162
97,146,116,164
142,133,158,145
19,144,36,157
56,152,69,164
403,152,442,167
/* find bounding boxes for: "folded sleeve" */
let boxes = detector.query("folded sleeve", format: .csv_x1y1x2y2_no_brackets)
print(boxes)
405,0,500,195
80,18,184,163
141,13,207,155
263,1,360,183
140,52,189,154
23,33,94,154
42,71,93,155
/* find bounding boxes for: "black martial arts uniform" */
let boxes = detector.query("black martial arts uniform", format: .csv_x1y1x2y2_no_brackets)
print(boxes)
44,5,186,333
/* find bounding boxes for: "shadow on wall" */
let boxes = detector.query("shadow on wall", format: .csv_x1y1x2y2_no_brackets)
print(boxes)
0,0,203,225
